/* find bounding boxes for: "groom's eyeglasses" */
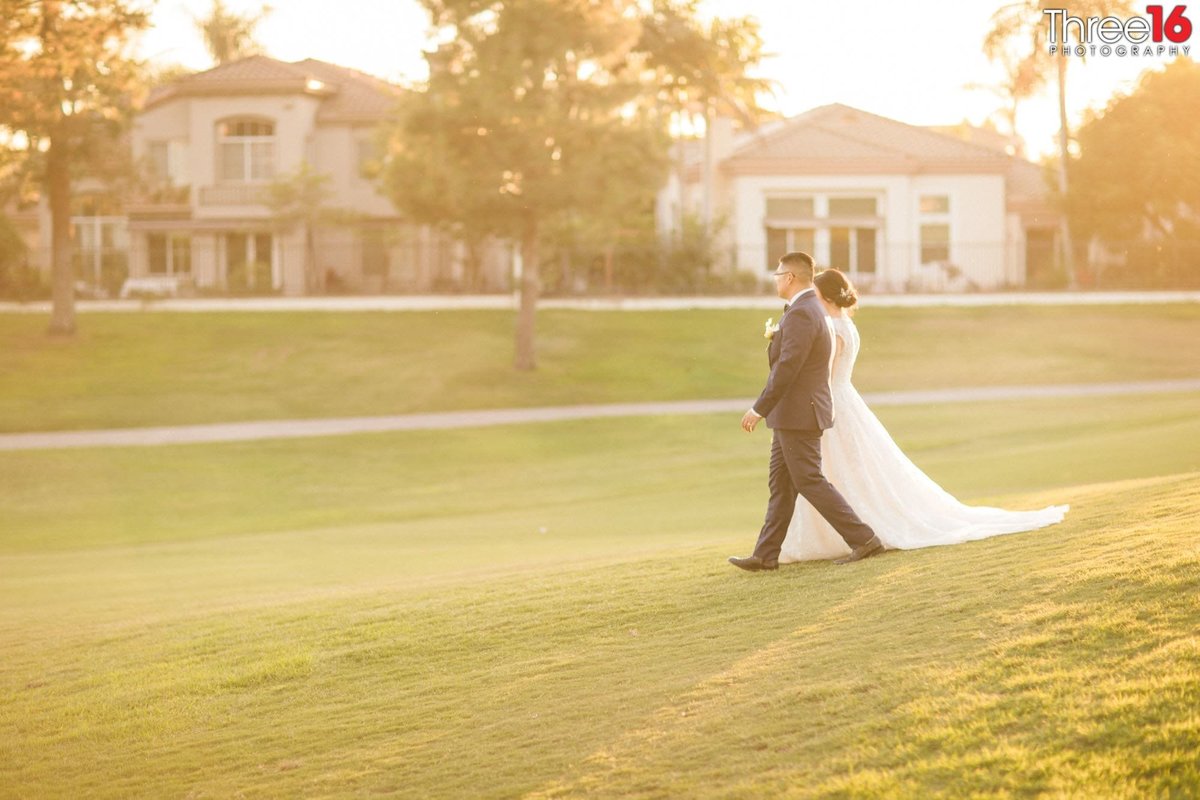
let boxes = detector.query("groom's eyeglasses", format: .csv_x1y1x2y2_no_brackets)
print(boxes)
772,271,795,279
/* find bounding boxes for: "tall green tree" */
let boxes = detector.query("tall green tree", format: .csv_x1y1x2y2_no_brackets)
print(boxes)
377,48,511,297
265,161,357,294
1068,57,1200,286
970,36,1046,155
984,0,1132,288
193,0,271,66
638,0,773,233
0,0,150,335
637,0,773,125
0,211,33,299
383,0,668,371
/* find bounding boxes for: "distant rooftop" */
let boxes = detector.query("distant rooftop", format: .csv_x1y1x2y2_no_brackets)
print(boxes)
680,103,1054,220
721,103,1013,175
145,55,401,124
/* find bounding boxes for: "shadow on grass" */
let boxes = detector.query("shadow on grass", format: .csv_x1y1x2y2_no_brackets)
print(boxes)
3,475,1198,798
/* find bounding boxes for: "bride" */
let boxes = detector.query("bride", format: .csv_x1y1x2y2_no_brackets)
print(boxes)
779,268,1068,562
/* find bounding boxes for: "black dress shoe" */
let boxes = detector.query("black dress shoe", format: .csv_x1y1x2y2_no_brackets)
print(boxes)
728,555,779,572
833,535,884,565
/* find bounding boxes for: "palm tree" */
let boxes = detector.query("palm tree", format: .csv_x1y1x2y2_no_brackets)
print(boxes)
193,0,271,66
985,0,1132,288
640,1,776,237
966,46,1045,155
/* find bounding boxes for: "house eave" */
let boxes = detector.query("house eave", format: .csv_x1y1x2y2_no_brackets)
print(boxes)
145,81,333,111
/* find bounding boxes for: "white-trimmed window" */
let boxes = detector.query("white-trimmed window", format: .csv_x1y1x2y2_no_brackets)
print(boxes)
920,224,950,264
765,197,815,220
218,118,275,183
357,136,382,176
829,226,878,274
918,194,951,264
764,196,816,267
826,196,878,274
766,227,816,266
148,233,192,275
828,197,878,218
147,140,190,186
148,141,170,182
72,214,128,289
919,195,950,214
764,193,881,276
225,232,276,291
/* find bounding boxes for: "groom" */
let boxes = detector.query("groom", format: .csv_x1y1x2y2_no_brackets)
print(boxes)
730,252,884,571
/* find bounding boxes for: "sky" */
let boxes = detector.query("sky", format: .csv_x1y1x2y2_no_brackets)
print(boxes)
136,0,1193,159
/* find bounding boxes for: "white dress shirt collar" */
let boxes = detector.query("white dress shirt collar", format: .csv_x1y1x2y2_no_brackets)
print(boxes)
785,286,816,308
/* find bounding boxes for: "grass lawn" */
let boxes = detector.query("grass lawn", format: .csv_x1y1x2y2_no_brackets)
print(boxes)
2,392,1199,555
1,304,1199,432
2,392,1199,797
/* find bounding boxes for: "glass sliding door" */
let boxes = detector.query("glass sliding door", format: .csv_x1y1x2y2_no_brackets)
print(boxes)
765,227,816,267
829,225,878,276
763,193,882,280
225,232,274,293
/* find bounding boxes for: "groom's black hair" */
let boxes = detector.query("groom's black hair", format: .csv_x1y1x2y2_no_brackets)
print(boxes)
779,251,815,282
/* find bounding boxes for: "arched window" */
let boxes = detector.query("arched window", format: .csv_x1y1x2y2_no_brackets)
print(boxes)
217,118,275,183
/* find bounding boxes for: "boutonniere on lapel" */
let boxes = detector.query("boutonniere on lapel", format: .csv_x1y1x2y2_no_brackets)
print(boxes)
763,317,780,346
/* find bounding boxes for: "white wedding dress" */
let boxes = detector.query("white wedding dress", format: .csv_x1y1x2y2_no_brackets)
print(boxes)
779,315,1068,562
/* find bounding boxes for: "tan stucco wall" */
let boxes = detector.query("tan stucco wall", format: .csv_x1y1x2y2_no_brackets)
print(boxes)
311,124,394,217
722,172,1011,290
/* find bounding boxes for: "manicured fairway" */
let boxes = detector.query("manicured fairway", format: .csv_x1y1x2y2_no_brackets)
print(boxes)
3,303,1198,797
1,392,1198,554
2,392,1199,798
2,304,1199,432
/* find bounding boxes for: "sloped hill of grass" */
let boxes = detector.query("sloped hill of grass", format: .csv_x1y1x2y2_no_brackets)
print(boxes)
2,304,1199,432
2,392,1199,556
2,472,1197,798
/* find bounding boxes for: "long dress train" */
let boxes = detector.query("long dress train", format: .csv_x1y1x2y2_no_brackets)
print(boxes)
779,315,1068,562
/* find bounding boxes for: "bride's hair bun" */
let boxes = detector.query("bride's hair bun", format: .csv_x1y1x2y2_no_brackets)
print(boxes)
814,268,858,309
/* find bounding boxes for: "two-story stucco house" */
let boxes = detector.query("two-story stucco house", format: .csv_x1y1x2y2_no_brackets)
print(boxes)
660,103,1059,291
126,55,503,296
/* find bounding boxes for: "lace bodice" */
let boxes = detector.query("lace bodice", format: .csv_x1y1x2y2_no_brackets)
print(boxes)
829,315,859,388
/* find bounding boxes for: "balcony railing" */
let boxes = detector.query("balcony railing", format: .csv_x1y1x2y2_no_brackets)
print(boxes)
198,184,270,206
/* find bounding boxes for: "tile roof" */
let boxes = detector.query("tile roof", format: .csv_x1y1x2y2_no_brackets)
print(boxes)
294,59,401,123
1006,155,1052,200
145,55,401,124
923,119,1056,217
679,103,1054,216
184,54,309,84
723,103,1012,174
926,122,1021,155
1004,156,1057,221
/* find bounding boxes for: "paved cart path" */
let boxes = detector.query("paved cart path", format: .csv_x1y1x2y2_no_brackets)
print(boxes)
2,290,1200,314
2,378,1199,451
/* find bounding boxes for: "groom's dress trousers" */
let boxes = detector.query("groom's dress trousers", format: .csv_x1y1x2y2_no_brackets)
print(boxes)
751,290,876,560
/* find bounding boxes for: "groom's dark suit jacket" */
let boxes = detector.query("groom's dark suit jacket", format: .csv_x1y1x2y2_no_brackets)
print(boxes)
752,289,835,432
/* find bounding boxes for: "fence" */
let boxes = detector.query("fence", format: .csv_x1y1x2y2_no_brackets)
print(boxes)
4,237,1200,301
733,240,1033,292
733,238,1200,291
3,236,512,299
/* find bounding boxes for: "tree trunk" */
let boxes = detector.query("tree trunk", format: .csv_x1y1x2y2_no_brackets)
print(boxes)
465,239,482,292
1055,56,1077,290
702,103,714,236
306,223,319,294
603,244,614,294
514,215,539,371
674,109,687,242
46,134,76,337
